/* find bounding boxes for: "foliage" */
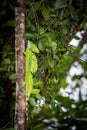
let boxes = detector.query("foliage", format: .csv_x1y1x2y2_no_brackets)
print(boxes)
0,0,87,129
0,0,15,128
25,0,87,129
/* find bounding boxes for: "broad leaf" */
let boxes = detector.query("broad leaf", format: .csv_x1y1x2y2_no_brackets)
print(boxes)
29,97,36,107
33,81,42,86
35,94,42,99
31,89,40,94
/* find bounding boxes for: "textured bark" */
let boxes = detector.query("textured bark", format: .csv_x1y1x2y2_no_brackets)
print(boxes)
15,0,26,129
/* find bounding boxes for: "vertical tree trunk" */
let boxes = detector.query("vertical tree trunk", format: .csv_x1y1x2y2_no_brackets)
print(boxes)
15,0,26,129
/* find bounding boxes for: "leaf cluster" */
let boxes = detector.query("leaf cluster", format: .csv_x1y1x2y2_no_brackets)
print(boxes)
25,0,87,129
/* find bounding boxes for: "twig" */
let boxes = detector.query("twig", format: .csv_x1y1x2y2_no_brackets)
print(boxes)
2,119,13,129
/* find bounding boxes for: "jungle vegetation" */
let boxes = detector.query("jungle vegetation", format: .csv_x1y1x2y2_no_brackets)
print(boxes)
0,0,87,129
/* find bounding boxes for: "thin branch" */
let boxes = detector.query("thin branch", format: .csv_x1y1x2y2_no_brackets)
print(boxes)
2,119,13,129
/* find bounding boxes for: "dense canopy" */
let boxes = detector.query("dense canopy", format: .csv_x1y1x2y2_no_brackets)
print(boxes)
0,0,87,129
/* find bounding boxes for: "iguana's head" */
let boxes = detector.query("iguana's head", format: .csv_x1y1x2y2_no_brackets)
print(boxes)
27,40,39,53
27,41,31,49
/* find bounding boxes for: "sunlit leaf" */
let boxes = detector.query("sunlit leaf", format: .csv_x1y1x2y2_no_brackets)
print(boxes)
60,78,68,88
31,89,40,94
33,81,42,86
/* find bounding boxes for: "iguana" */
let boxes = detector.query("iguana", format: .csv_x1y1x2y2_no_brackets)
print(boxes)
22,41,41,103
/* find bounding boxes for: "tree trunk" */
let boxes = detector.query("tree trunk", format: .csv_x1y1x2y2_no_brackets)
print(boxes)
14,0,26,129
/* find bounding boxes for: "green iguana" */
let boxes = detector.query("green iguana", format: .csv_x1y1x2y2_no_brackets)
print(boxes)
22,40,41,102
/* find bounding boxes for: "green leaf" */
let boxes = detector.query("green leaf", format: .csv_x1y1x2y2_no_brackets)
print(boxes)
81,61,87,70
58,48,66,51
9,73,16,80
74,47,81,54
39,28,45,35
33,3,41,11
38,42,45,52
62,28,68,35
41,7,50,21
50,41,57,51
48,38,57,51
29,97,36,107
69,5,78,21
55,55,73,74
25,33,36,40
33,81,42,86
54,0,68,9
35,94,42,99
31,89,40,94
60,78,68,88
4,58,11,64
48,58,54,68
